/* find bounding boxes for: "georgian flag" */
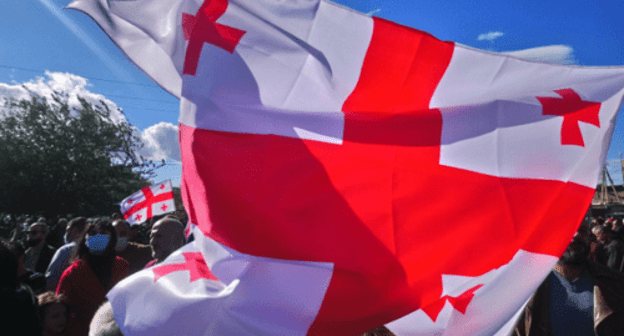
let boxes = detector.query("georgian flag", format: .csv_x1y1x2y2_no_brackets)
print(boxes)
69,0,624,335
120,180,175,225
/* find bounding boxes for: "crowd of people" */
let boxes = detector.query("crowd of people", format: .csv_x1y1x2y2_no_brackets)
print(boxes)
0,213,187,336
512,216,624,336
3,213,624,336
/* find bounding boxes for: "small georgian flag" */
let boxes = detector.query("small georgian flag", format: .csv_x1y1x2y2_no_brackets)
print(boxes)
120,180,175,225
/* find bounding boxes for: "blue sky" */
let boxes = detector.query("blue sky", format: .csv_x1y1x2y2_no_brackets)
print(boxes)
2,0,624,185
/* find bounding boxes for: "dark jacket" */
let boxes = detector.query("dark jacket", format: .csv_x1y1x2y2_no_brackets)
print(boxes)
0,285,41,336
512,261,624,336
34,244,56,274
116,241,153,275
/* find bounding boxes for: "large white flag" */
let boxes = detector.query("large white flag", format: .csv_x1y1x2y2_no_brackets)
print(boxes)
68,0,624,334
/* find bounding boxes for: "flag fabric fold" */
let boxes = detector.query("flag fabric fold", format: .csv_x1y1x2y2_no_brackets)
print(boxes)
120,180,175,225
69,0,624,334
108,226,334,336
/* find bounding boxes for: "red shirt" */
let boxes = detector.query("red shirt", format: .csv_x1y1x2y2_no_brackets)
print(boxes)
56,257,129,336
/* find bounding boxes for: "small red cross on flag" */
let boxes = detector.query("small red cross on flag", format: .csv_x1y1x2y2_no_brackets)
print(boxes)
120,180,176,225
537,88,601,147
421,284,484,321
182,0,246,76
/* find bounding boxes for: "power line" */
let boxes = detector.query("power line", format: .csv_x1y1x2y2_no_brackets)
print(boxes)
0,64,161,88
102,93,178,104
0,64,182,107
121,106,179,114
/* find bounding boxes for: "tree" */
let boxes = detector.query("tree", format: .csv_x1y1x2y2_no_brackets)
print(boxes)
0,92,160,217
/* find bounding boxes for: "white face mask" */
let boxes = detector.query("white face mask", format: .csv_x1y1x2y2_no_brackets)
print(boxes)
115,237,129,251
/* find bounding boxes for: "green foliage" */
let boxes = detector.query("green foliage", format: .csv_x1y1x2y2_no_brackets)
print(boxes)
0,92,158,217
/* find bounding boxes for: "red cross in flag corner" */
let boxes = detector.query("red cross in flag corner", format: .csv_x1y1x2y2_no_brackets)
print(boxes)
182,0,246,76
153,252,219,283
537,88,601,147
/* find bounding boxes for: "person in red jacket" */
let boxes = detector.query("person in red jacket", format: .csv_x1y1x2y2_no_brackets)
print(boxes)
56,218,129,336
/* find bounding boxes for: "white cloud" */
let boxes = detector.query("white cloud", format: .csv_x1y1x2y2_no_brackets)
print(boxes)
503,45,577,65
0,72,180,162
139,122,181,162
477,31,504,42
366,8,381,15
0,71,126,123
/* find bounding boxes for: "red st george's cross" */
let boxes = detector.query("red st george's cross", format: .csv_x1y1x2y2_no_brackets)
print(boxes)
182,0,246,76
175,16,603,331
153,252,219,282
538,88,601,147
123,184,174,222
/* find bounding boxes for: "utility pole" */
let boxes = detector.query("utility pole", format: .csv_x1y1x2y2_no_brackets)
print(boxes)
620,153,624,187
605,168,622,204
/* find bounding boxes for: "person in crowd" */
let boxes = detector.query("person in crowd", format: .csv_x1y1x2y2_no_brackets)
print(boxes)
145,217,186,268
610,218,624,240
46,217,88,290
89,301,123,336
47,218,68,249
9,242,46,294
590,225,611,266
0,214,14,239
590,218,598,228
512,222,624,335
25,222,56,274
112,220,152,274
11,217,34,244
128,224,141,244
0,239,41,336
37,292,69,336
601,228,624,271
56,218,129,336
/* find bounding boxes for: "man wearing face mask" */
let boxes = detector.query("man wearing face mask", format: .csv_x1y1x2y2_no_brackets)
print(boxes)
112,220,152,274
24,222,56,274
45,217,87,290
